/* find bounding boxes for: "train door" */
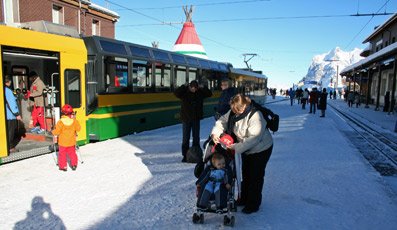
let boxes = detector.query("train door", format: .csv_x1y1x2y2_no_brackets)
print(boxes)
1,46,61,159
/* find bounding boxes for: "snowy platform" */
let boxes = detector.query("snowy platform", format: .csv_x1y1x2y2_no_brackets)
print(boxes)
1,97,397,229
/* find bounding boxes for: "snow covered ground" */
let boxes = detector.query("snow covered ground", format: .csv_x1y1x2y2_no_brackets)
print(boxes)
1,97,397,229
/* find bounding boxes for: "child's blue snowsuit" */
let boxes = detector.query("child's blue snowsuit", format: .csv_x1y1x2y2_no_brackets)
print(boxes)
196,167,230,209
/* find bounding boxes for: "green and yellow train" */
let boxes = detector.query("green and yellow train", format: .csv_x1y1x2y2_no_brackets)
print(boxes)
0,25,267,164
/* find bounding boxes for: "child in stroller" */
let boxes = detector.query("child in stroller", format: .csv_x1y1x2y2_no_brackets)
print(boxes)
192,134,237,226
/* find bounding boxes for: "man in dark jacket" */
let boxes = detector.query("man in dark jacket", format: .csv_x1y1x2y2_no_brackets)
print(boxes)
215,78,236,120
174,80,212,162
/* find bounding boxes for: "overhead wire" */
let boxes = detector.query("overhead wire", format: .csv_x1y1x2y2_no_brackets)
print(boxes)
344,0,392,49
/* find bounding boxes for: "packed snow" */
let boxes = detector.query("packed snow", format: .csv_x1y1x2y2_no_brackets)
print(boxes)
1,97,397,229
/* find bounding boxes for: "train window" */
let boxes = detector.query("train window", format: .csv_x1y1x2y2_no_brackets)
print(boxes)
132,60,152,92
152,50,170,62
65,69,81,108
175,66,187,87
100,40,127,55
104,56,129,93
155,63,171,92
130,46,151,59
188,68,197,83
171,54,186,65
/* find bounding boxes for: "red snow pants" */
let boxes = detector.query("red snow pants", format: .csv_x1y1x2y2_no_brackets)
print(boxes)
58,146,77,170
32,105,45,129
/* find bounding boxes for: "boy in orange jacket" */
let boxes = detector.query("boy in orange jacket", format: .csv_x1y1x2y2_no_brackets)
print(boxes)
52,104,81,171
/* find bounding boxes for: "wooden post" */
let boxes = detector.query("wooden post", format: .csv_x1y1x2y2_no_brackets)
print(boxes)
375,64,382,111
389,57,397,114
365,68,372,108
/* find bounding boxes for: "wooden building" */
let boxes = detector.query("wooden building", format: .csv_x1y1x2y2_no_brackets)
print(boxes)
341,13,397,113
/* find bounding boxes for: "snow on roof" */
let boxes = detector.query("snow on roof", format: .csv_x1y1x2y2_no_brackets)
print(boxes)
341,42,397,74
363,13,397,43
81,0,120,18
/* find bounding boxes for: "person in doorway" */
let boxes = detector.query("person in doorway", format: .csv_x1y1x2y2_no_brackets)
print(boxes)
52,104,81,171
174,80,212,162
215,78,236,120
318,88,328,117
4,75,23,153
28,71,46,134
211,94,273,214
383,91,390,112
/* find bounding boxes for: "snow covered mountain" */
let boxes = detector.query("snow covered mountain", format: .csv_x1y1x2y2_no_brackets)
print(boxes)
302,47,363,89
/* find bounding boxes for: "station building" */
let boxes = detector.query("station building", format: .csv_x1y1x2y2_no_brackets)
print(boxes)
0,0,119,38
341,13,397,112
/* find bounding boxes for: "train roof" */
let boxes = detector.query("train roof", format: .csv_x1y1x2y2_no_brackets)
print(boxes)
83,36,229,73
230,67,267,79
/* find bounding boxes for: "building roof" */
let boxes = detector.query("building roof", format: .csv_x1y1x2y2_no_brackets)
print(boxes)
340,41,397,74
363,13,397,43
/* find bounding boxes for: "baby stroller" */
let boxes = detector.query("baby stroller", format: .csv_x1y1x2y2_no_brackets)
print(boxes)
192,134,239,227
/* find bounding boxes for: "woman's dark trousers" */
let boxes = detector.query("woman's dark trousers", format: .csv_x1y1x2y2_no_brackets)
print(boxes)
240,145,273,210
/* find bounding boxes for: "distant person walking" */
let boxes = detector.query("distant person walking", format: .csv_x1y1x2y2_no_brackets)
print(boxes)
309,88,318,114
347,91,354,107
174,80,212,162
318,88,328,117
289,88,295,106
333,90,336,100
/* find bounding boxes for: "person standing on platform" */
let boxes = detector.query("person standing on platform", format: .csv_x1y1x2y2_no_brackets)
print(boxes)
318,88,328,117
309,88,318,114
215,78,236,120
28,71,46,134
174,80,212,162
4,75,23,153
301,88,309,109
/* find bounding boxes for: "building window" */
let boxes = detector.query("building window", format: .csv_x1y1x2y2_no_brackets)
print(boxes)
92,19,100,36
52,5,64,24
4,0,20,23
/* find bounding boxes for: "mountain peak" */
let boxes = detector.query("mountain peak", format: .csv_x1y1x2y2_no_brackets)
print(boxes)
303,47,363,89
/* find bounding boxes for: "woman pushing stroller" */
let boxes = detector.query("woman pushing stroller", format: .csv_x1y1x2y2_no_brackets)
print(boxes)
211,94,273,214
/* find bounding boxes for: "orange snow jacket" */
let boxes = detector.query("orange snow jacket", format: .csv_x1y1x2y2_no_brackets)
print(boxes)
52,116,81,147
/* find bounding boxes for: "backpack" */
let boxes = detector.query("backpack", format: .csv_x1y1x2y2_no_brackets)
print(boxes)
250,100,279,133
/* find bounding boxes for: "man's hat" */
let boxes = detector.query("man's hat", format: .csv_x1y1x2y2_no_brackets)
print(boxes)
189,80,199,88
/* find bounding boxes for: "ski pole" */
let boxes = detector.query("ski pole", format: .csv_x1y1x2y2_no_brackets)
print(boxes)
51,137,58,166
76,144,84,164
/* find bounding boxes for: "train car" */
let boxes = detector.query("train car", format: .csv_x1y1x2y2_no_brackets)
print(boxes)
0,25,87,163
0,25,267,164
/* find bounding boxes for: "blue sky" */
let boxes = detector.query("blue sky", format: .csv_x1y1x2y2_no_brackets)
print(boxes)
93,0,397,89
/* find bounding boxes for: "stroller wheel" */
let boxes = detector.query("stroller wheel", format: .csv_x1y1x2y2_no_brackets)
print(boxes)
223,215,235,227
199,213,204,224
192,213,200,224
